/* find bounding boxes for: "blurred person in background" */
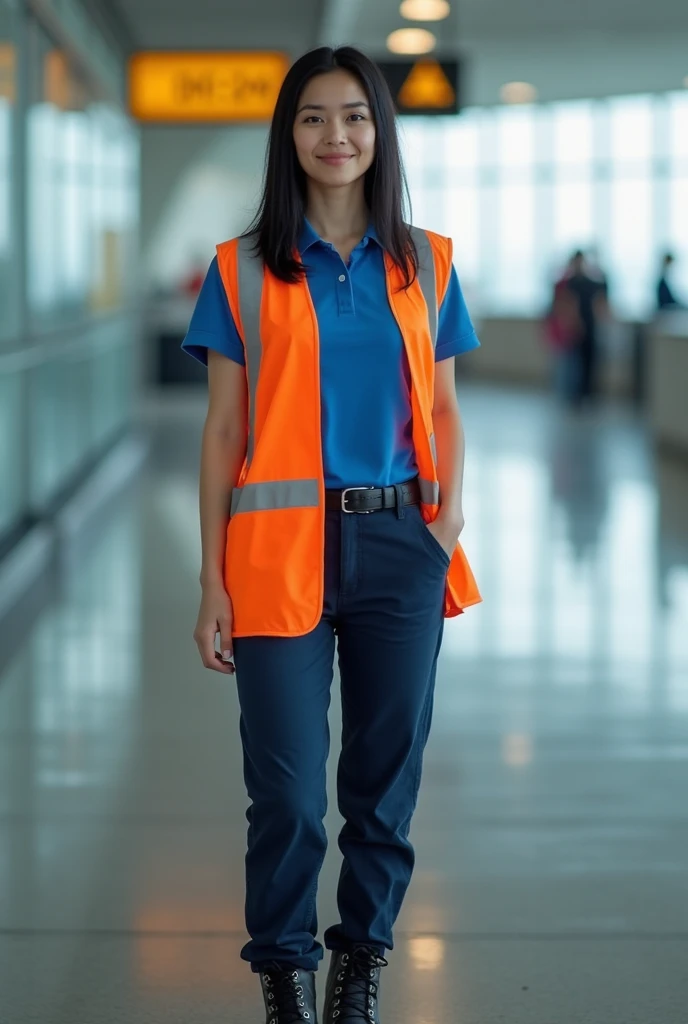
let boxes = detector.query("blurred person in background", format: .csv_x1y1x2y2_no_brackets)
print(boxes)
656,252,686,311
181,45,481,1024
546,250,610,407
544,266,584,403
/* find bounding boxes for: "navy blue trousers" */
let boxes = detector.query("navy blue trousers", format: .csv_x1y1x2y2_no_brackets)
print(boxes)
233,494,448,972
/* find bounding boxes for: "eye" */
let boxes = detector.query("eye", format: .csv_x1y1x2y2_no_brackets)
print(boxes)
348,113,365,122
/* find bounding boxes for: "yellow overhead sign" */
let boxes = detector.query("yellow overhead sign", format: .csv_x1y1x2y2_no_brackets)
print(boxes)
0,44,16,103
398,59,456,110
129,52,289,123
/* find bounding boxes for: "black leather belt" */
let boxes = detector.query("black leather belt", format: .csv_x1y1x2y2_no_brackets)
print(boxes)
325,478,422,514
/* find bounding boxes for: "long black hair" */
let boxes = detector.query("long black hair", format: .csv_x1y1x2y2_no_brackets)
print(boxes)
247,46,417,287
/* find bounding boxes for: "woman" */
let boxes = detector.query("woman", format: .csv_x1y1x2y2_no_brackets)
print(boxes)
182,45,481,1024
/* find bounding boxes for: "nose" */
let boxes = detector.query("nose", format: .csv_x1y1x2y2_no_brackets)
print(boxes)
323,119,348,146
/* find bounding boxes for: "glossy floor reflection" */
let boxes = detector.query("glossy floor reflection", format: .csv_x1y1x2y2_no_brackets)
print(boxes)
1,383,688,1023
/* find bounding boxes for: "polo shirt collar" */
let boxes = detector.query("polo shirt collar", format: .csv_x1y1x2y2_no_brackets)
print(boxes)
299,218,380,256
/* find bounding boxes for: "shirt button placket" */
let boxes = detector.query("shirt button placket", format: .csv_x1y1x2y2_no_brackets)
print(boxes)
337,270,354,315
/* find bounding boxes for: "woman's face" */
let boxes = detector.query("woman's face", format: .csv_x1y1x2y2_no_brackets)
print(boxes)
293,70,376,189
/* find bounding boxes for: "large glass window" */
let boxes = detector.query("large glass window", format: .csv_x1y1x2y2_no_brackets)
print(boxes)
0,3,139,546
400,90,688,319
90,102,140,310
0,1,18,342
27,23,139,328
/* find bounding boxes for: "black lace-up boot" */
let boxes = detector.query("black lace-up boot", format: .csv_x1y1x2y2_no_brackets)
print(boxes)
259,963,318,1024
322,946,388,1023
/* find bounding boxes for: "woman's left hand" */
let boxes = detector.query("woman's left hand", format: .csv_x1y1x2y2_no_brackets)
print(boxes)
426,512,465,558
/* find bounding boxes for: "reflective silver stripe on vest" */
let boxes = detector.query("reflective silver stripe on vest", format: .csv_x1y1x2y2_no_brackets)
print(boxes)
412,232,439,503
419,476,440,506
236,234,264,465
409,225,438,349
231,479,320,516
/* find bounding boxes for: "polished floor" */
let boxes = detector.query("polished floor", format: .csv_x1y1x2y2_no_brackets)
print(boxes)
2,383,688,1023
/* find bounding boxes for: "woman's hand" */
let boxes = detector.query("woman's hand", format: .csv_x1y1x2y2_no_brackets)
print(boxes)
193,582,236,675
426,511,465,559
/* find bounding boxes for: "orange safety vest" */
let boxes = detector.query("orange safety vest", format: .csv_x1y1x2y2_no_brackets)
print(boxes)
216,226,482,637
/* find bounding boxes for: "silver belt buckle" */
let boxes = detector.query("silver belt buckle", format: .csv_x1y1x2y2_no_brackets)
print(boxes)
341,486,375,513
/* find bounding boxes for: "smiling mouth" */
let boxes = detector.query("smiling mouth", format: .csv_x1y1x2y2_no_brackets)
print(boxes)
318,154,354,164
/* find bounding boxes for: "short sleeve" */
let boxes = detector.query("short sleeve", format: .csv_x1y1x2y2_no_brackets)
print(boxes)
435,265,480,361
181,256,246,367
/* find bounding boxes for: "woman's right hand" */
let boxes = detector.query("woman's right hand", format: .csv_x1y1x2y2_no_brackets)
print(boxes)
193,582,236,675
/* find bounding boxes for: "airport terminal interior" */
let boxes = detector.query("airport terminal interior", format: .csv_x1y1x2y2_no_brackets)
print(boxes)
1,0,688,1021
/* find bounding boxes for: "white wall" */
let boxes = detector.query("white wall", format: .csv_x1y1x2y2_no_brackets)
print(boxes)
140,125,269,289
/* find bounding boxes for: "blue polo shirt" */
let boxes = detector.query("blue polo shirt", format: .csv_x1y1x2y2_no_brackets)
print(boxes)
182,222,480,489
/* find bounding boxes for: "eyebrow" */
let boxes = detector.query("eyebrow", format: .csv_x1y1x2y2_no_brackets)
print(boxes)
296,101,370,114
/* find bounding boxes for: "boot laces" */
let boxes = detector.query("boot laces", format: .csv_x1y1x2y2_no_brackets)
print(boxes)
262,963,311,1024
332,946,388,1020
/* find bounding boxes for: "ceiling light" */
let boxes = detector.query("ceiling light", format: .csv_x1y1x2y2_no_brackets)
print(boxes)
387,28,437,55
500,81,538,104
400,0,450,21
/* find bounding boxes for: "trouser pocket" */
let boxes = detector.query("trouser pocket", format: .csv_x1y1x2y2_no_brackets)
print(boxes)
408,505,451,569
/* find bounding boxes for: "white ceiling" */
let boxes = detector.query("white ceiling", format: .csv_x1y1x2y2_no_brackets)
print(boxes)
349,0,688,41
109,0,688,105
112,0,323,52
